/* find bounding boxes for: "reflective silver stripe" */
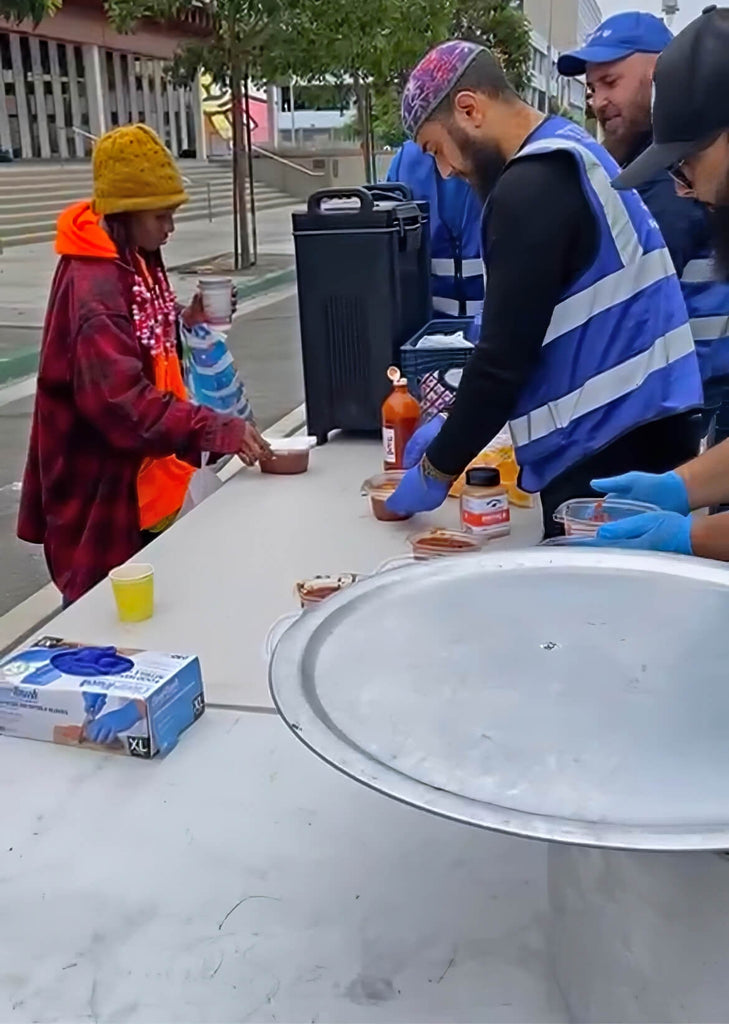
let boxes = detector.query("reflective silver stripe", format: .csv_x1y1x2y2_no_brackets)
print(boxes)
690,315,729,342
517,136,642,267
682,258,716,284
431,257,483,277
543,248,674,346
433,296,459,315
509,323,695,447
432,296,483,316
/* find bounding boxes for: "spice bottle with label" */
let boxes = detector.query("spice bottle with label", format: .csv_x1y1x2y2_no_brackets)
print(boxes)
460,467,510,538
382,367,420,470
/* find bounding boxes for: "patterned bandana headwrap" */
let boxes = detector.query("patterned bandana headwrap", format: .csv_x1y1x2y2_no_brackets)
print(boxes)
402,40,485,138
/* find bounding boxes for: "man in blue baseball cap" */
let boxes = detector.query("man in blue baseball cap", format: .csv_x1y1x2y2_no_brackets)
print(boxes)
560,11,729,446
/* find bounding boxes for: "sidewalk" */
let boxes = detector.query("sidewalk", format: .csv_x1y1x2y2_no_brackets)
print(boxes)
0,203,299,386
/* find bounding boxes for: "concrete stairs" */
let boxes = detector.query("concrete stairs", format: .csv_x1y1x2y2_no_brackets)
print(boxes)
0,160,294,247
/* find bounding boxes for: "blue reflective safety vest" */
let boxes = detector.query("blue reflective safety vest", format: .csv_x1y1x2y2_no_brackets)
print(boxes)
680,252,729,388
631,161,729,394
491,117,702,494
386,141,484,318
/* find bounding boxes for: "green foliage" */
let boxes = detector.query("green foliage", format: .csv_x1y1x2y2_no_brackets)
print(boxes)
365,0,533,148
449,0,532,95
261,0,451,90
0,0,62,25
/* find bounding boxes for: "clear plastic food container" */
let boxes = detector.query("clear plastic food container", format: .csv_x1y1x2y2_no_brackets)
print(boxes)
407,528,483,560
361,471,411,522
553,498,659,537
295,573,359,609
260,435,316,475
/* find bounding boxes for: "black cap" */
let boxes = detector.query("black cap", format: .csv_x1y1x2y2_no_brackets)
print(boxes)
466,467,500,488
614,6,729,190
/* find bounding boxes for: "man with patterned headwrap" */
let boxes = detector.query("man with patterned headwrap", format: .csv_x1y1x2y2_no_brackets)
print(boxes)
386,40,704,536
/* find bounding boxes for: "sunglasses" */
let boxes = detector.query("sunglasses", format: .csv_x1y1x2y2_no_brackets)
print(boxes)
668,132,725,193
669,162,694,193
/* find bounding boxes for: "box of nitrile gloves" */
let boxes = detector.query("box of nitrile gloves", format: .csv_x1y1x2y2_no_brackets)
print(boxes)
0,636,205,758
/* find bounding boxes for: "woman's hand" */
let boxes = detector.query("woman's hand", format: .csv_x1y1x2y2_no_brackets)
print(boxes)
180,291,206,329
181,285,238,329
237,421,273,466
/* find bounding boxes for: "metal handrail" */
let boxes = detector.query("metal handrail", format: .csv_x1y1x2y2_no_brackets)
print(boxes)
251,144,324,177
70,125,322,180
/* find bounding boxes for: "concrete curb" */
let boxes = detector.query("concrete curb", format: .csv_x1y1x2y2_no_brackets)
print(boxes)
0,267,298,387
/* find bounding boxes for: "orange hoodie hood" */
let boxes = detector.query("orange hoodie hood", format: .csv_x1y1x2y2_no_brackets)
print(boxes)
55,201,118,259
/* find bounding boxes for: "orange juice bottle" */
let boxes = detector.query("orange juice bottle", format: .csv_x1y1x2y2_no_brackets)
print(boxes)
382,367,420,470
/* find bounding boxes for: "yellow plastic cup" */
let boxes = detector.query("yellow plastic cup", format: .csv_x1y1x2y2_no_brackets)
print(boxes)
109,563,154,623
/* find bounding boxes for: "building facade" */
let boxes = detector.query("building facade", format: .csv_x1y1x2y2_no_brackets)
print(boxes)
521,0,602,119
0,0,209,160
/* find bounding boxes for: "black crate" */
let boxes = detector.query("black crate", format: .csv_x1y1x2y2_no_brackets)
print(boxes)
400,317,475,399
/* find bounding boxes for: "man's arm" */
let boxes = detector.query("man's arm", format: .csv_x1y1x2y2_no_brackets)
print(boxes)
690,512,729,560
677,439,729,509
426,151,597,478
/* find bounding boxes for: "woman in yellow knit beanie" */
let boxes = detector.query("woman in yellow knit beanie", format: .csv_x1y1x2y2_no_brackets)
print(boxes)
18,124,271,608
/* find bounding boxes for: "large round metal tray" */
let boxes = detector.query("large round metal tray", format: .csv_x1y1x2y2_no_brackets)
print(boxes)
270,548,729,851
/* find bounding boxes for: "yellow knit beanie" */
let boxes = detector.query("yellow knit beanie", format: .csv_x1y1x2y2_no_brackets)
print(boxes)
92,124,189,215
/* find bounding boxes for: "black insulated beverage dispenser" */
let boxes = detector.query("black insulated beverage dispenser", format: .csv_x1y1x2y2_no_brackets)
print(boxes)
292,186,431,444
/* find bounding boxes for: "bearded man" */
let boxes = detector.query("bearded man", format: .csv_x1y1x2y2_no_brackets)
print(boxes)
384,40,702,535
560,11,729,438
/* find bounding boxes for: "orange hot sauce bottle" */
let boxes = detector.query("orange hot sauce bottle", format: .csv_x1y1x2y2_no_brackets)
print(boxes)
382,366,421,470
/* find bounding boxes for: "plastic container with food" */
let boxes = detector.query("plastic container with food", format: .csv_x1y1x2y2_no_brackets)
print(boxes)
295,573,359,609
260,435,316,475
407,528,483,560
361,471,412,522
553,497,659,537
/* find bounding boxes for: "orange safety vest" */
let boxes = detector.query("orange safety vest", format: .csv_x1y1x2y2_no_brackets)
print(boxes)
137,350,196,532
134,257,195,532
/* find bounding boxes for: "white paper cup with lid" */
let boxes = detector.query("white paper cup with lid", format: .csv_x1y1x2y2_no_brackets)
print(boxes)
198,276,233,329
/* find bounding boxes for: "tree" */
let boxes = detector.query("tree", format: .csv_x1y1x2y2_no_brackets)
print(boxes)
0,0,61,24
450,0,532,95
106,0,286,269
262,0,452,180
346,0,533,156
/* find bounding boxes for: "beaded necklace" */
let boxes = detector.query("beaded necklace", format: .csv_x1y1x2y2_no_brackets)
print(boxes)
130,253,177,356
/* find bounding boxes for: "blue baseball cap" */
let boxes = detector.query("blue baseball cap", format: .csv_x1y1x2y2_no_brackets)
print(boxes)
557,11,673,78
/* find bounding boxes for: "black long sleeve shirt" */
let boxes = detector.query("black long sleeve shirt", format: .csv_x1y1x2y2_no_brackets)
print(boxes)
427,148,598,478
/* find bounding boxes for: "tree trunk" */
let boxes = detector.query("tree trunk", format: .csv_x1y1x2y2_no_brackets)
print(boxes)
231,66,252,270
354,79,373,183
244,67,257,265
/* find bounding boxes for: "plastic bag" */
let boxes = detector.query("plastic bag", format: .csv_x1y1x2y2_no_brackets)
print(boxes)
449,428,535,508
179,454,223,519
419,367,463,419
180,322,254,422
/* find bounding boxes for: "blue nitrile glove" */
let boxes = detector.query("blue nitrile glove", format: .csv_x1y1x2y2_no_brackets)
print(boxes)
85,701,143,745
51,646,134,677
403,415,445,469
591,471,689,515
588,511,693,555
82,692,107,717
385,463,450,516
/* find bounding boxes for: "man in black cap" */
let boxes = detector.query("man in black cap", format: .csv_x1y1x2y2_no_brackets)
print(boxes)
559,12,729,440
588,6,729,561
614,5,729,276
